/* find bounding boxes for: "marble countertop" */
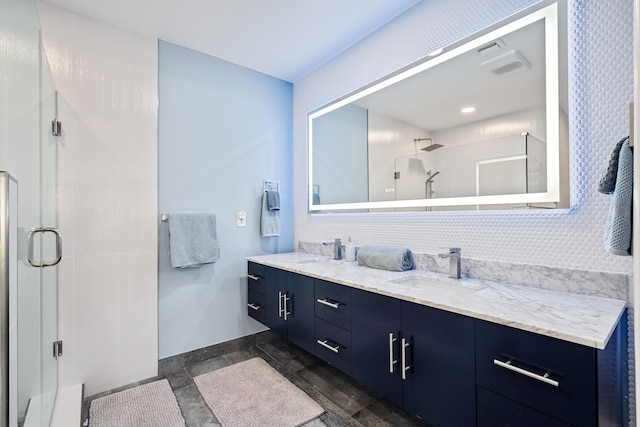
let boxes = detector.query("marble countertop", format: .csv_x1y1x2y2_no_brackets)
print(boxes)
246,252,627,350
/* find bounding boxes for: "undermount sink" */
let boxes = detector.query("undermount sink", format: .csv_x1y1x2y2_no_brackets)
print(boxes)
387,275,485,296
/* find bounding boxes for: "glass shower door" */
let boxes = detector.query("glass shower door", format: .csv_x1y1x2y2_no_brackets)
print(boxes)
0,0,59,425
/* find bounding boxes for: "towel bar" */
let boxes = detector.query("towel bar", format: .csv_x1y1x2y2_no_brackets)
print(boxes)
263,179,279,192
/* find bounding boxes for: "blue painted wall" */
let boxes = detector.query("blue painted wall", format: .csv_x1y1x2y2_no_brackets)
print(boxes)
158,40,293,358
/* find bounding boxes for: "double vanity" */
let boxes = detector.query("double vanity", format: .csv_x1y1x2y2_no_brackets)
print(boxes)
246,252,627,426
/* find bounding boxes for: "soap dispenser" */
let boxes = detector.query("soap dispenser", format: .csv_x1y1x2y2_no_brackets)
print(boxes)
344,237,359,262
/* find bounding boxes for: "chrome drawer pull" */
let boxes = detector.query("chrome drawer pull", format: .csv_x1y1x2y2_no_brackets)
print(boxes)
389,333,398,373
247,274,261,281
401,338,411,380
493,358,559,387
247,303,262,311
316,298,340,309
317,339,340,353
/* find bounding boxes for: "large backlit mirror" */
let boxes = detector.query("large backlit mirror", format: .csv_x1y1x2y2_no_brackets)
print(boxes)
308,1,569,212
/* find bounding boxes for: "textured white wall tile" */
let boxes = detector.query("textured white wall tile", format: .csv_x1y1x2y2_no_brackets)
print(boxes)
38,1,158,395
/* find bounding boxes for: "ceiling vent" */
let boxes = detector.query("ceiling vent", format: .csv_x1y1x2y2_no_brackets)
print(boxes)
480,49,531,77
476,39,506,56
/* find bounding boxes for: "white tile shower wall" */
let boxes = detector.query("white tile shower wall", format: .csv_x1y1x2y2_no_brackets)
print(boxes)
37,2,159,396
293,0,634,275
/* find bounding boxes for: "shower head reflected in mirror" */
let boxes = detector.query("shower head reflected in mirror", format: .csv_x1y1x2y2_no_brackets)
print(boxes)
426,171,440,182
415,137,444,152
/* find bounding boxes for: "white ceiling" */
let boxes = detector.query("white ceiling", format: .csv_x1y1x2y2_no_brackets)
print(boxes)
40,0,422,82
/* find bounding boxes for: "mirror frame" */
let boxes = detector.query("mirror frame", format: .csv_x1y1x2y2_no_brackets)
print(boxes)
308,2,561,212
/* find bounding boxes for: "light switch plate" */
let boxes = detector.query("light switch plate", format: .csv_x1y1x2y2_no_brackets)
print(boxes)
237,211,247,227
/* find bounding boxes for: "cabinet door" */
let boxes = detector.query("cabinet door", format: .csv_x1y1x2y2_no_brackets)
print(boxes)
286,272,315,354
264,266,287,336
351,289,403,407
402,302,476,427
477,387,573,427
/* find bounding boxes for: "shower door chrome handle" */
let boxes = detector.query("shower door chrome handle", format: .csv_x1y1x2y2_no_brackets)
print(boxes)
27,227,62,268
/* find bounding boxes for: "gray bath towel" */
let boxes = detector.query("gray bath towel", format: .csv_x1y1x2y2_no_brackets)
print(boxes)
605,140,633,256
357,245,414,271
266,190,280,210
597,136,628,194
261,192,280,237
168,212,220,268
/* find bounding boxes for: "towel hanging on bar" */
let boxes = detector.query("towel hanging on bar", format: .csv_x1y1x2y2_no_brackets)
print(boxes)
167,212,220,268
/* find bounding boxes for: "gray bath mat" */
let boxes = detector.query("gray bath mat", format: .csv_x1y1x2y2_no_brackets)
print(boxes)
194,357,324,427
89,379,185,427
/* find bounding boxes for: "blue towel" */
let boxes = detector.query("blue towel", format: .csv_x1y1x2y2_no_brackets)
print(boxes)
597,136,628,194
357,245,414,271
266,190,280,210
168,212,220,268
605,140,633,256
261,193,280,237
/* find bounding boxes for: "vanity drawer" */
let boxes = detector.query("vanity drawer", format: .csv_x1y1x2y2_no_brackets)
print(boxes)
315,279,351,330
247,262,265,294
476,320,597,426
477,387,573,427
315,317,351,375
247,289,266,324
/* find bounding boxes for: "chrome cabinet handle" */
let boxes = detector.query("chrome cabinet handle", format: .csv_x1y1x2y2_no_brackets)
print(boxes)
248,274,261,281
493,358,559,387
28,227,62,268
317,339,340,353
401,338,411,380
316,298,340,309
389,333,398,373
279,292,290,320
247,303,262,311
283,294,291,320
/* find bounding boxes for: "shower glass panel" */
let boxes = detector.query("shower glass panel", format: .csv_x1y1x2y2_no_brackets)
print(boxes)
0,0,59,425
393,133,549,210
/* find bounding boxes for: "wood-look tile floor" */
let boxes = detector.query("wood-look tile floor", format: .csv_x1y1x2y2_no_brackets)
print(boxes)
84,332,430,427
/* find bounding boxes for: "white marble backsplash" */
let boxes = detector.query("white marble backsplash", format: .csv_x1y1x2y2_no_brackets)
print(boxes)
297,241,628,301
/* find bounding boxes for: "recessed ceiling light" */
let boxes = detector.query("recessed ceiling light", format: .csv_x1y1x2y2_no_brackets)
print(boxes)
461,107,476,113
427,48,444,57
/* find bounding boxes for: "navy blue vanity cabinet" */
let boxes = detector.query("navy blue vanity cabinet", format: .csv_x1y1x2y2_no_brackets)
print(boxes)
402,300,476,427
285,273,316,354
262,266,315,354
314,279,352,375
263,265,288,336
477,388,573,427
351,288,403,406
476,316,625,427
248,263,315,353
351,288,476,426
247,262,266,324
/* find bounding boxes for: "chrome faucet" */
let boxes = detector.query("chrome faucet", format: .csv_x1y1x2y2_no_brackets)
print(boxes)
323,238,343,260
438,247,461,279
